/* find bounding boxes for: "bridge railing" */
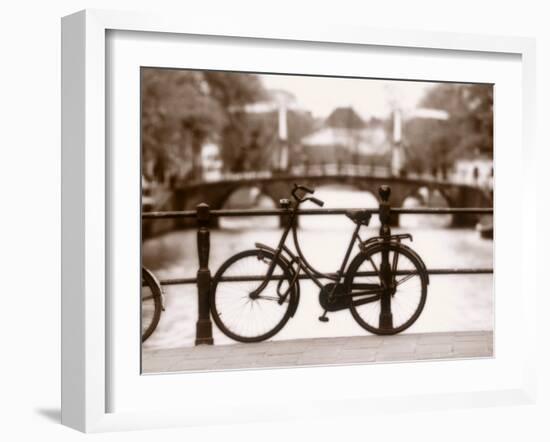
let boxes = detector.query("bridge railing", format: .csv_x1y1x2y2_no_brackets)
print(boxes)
142,186,493,345
175,162,492,189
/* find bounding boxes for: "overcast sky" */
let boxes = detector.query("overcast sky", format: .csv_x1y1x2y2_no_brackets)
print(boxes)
260,73,438,120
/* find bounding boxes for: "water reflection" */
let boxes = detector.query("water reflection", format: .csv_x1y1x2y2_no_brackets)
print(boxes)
220,186,279,230
400,187,453,228
300,185,380,230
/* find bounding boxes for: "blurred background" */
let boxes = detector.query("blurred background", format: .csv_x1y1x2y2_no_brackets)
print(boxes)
141,69,493,349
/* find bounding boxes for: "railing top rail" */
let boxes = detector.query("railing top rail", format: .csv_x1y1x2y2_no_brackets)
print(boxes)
142,207,493,219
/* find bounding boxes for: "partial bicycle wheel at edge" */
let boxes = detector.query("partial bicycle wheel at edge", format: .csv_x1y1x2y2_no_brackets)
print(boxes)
210,249,297,343
141,267,163,342
345,243,428,335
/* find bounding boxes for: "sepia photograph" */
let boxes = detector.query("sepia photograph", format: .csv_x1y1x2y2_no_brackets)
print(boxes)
140,68,494,374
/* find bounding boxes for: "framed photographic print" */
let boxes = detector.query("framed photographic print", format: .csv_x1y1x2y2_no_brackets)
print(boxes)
61,9,537,432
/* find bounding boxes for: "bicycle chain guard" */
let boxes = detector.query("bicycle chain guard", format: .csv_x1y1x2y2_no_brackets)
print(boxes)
319,283,351,312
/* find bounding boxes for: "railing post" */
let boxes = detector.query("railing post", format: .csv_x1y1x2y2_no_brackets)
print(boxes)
195,203,214,345
378,186,393,330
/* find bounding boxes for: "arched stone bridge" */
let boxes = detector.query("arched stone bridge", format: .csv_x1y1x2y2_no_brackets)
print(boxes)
169,172,492,228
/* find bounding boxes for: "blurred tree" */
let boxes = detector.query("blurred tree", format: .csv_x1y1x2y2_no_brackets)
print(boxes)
284,110,317,169
221,110,274,173
141,69,266,181
403,83,493,174
223,107,316,173
326,106,364,129
287,110,316,146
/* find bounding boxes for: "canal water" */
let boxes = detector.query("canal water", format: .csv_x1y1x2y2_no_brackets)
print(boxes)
142,186,493,350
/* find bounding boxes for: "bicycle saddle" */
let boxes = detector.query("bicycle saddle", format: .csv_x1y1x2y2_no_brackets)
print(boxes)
345,210,372,225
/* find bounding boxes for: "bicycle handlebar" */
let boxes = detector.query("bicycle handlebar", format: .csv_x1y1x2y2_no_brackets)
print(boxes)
306,197,324,207
292,183,324,207
292,183,314,198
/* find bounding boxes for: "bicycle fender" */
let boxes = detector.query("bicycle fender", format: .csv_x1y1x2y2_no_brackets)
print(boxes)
360,242,430,286
142,266,166,310
254,242,276,254
394,242,430,285
254,242,301,316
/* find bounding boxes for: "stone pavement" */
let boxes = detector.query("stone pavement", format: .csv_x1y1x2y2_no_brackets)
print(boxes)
142,330,493,374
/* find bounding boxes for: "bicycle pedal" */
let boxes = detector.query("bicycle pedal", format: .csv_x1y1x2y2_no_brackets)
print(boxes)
318,316,329,323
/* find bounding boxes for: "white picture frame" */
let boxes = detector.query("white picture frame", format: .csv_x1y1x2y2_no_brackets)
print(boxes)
61,9,537,433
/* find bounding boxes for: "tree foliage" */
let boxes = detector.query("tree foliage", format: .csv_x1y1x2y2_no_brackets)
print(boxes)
326,107,364,129
403,83,493,174
220,108,317,173
141,69,266,181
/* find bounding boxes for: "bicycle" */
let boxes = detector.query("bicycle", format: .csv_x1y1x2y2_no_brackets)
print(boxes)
210,184,430,343
141,266,165,342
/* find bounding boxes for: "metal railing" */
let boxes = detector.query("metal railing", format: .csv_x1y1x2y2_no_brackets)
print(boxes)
143,186,493,345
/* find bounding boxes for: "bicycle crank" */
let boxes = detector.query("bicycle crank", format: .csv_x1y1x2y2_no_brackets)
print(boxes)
318,283,350,312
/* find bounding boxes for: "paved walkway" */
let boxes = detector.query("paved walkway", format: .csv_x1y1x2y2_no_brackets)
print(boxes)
142,330,493,374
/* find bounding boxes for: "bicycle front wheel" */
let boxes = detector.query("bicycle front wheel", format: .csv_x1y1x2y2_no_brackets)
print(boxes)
345,243,428,335
141,267,163,342
211,249,296,343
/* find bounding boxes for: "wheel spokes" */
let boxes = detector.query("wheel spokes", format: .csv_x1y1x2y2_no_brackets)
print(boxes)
350,247,425,333
213,252,293,341
395,271,418,287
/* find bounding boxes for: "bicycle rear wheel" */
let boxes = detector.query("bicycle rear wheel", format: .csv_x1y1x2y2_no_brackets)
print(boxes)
141,267,163,342
211,249,296,343
345,243,428,335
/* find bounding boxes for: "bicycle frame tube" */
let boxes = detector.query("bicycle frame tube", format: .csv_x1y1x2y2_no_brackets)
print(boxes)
252,202,362,295
250,205,300,296
292,218,361,282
